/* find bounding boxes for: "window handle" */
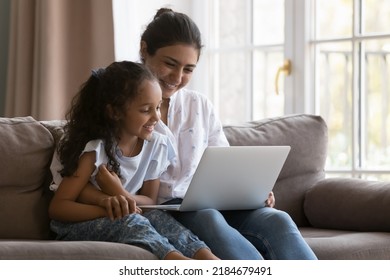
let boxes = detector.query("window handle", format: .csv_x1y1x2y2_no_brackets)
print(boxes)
275,59,291,95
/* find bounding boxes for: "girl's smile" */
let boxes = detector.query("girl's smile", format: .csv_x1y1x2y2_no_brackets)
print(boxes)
116,79,162,148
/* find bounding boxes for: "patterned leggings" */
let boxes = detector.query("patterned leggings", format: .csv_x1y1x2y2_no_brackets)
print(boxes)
51,209,208,259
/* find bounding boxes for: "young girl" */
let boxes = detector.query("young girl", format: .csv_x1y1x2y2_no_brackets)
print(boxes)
48,61,218,260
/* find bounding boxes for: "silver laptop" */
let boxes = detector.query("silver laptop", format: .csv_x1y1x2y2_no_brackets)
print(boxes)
140,146,290,212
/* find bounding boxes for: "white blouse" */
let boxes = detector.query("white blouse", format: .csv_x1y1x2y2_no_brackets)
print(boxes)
155,88,229,203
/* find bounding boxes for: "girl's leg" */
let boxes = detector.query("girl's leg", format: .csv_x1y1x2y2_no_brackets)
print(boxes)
50,213,189,260
143,209,219,259
222,207,318,260
171,209,263,260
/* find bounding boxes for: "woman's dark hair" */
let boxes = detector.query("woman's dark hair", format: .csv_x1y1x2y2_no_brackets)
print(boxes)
140,8,203,61
58,61,157,177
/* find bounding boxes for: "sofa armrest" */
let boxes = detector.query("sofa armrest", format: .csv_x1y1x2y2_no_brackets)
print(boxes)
304,178,390,231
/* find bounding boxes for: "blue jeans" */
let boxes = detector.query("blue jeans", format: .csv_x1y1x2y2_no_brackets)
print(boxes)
170,206,317,260
51,210,208,259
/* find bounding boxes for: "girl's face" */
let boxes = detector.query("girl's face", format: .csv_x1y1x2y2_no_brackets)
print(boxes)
117,79,162,142
142,43,199,99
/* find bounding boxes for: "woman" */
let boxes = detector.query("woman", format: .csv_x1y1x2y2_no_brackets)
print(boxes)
136,7,317,260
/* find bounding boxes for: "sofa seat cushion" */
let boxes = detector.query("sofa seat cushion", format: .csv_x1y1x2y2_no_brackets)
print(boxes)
0,240,157,260
0,117,54,239
223,114,328,226
304,178,390,231
300,227,390,260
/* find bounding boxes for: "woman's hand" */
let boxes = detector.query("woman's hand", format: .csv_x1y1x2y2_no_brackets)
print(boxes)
99,194,142,221
96,164,142,219
265,191,276,208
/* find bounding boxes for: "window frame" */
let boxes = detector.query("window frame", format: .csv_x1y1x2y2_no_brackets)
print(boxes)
306,0,390,178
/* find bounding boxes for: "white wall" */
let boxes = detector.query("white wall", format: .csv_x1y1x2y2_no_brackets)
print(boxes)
112,0,193,62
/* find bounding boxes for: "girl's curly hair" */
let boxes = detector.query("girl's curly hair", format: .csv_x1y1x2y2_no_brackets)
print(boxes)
58,61,157,177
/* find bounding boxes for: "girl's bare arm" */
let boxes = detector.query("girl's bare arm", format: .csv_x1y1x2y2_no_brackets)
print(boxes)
48,152,107,222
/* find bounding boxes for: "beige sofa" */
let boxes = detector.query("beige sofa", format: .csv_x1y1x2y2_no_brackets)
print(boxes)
1,114,390,259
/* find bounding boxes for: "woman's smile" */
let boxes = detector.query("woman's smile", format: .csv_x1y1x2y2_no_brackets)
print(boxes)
160,80,179,91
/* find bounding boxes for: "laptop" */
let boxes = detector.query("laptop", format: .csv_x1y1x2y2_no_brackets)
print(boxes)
140,145,290,212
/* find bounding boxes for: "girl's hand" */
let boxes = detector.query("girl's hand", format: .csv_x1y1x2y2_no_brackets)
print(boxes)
265,191,276,208
96,164,123,195
99,195,142,221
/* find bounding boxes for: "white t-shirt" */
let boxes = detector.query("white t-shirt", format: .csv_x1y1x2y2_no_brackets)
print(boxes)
155,88,229,203
50,132,175,194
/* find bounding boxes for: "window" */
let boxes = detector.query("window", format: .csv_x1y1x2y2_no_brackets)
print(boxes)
195,0,390,180
311,0,390,180
194,0,285,123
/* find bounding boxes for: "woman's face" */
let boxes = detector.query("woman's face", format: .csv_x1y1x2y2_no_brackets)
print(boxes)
142,43,199,99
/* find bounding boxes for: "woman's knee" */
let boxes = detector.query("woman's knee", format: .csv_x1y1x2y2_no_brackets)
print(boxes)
176,209,228,233
248,208,298,231
194,209,226,225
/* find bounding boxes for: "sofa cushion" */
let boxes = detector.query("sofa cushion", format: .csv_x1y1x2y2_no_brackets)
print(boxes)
40,120,65,146
223,114,328,226
0,117,54,239
304,178,390,231
300,227,390,260
0,240,157,260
